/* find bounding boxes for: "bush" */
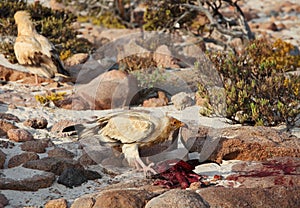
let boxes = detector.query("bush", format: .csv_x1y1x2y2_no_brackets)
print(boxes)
208,38,300,127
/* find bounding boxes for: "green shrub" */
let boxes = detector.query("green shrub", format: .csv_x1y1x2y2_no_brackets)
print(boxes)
208,38,300,127
0,0,93,63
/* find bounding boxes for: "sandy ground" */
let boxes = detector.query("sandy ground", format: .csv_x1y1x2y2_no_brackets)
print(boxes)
0,100,240,207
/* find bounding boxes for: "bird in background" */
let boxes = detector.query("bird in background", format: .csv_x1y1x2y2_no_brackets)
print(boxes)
13,10,70,83
78,110,185,175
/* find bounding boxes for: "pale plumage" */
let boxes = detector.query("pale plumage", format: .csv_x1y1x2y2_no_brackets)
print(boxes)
13,10,69,79
79,110,185,174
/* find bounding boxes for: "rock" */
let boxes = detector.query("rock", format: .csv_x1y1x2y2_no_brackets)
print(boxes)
0,167,55,191
226,157,300,188
0,119,18,137
57,168,88,188
7,129,34,142
145,189,209,208
51,119,79,136
54,95,90,110
93,189,155,208
143,91,169,107
198,186,300,208
71,197,95,208
171,92,195,110
0,65,53,84
20,139,53,153
78,152,97,166
23,117,48,129
83,169,102,180
0,150,6,169
266,22,279,31
0,193,8,207
48,147,75,159
182,126,300,164
45,198,68,208
0,140,14,149
8,152,39,168
153,45,178,68
0,113,20,122
64,53,89,67
76,70,139,110
23,157,84,175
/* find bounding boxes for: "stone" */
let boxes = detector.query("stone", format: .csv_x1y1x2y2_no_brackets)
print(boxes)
0,140,14,149
54,95,90,110
7,129,34,142
76,70,139,110
0,113,20,122
182,125,300,164
226,157,300,188
171,92,195,110
20,139,54,153
57,168,87,188
71,197,95,208
0,119,18,137
45,198,68,208
143,91,169,107
23,157,84,175
0,65,53,84
23,117,48,129
48,147,75,159
78,152,97,166
0,150,6,169
93,189,155,208
145,189,209,208
83,169,102,180
198,186,300,208
0,167,55,191
153,45,178,68
64,53,89,67
8,152,39,168
0,193,8,208
51,119,79,136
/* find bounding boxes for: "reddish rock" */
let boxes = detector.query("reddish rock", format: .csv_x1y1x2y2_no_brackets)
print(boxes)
266,22,279,31
20,139,54,153
64,53,89,67
226,157,300,188
8,152,39,168
54,95,90,110
48,147,75,159
198,186,300,208
182,126,300,164
143,91,168,107
93,189,155,208
0,119,18,137
23,117,48,129
0,193,8,207
23,157,84,175
153,45,179,68
78,152,97,166
7,129,34,142
76,70,139,110
71,197,95,208
145,189,209,208
0,113,20,122
0,65,53,84
0,167,55,191
45,198,68,208
0,150,6,169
